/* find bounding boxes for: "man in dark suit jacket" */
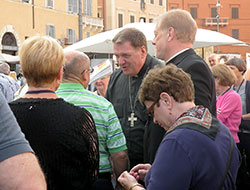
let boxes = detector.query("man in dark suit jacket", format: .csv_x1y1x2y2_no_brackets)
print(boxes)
152,9,216,116
142,9,216,164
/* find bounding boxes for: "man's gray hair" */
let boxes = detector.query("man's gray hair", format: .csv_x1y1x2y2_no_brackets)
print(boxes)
0,62,10,75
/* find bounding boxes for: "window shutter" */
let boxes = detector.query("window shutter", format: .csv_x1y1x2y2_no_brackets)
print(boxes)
52,26,55,38
46,25,49,36
73,30,76,43
232,8,239,19
211,7,217,17
68,0,73,12
73,0,78,13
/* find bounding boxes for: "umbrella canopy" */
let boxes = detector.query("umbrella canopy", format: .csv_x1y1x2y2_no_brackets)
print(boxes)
64,22,247,55
0,53,19,63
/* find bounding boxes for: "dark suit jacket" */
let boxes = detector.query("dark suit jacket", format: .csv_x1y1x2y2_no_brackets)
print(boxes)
168,48,216,116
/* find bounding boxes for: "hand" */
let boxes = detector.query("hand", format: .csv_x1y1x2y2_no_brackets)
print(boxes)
118,171,137,189
129,164,151,182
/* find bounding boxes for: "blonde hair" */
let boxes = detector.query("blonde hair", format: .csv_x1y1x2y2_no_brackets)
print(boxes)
158,9,197,44
139,64,194,104
211,64,237,86
19,35,64,87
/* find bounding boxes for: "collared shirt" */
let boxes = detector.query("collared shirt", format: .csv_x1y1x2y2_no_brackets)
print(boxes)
166,48,190,63
56,83,127,173
0,73,20,102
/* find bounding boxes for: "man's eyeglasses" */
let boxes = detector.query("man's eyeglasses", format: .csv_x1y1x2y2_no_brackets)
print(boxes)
146,100,159,117
81,67,94,75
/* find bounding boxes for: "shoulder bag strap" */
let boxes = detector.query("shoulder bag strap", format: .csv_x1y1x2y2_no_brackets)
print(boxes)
218,132,234,190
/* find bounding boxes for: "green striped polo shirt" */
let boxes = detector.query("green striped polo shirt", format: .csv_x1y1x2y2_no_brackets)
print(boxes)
56,83,127,173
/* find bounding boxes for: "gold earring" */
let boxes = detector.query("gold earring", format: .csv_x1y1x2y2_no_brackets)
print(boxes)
169,109,172,115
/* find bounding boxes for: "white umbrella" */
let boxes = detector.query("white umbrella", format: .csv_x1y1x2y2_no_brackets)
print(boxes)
64,22,155,54
194,28,247,49
0,53,19,63
64,22,247,55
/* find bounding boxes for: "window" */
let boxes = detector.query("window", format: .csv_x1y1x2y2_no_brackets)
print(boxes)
118,14,123,28
139,17,146,22
22,0,29,3
68,0,78,13
46,24,55,38
84,0,92,16
86,32,90,38
130,15,135,23
232,8,239,19
190,8,197,19
232,29,239,39
211,7,217,17
159,0,163,6
150,0,154,4
140,0,145,9
66,29,76,44
46,0,54,8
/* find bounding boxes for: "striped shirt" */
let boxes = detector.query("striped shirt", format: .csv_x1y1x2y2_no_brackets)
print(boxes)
56,83,127,173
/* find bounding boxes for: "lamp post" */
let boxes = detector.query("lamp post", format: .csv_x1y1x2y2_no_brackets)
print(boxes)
216,0,221,54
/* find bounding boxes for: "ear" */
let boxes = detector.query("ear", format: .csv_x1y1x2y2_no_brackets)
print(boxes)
167,27,175,42
140,45,147,58
81,70,90,89
160,92,173,108
54,66,63,91
57,66,63,82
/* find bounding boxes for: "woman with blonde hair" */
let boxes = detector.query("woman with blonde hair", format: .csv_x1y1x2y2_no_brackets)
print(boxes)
9,35,99,190
118,64,240,190
211,64,242,144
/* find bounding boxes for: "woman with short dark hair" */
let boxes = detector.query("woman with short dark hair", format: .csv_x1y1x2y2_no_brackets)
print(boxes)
118,64,240,190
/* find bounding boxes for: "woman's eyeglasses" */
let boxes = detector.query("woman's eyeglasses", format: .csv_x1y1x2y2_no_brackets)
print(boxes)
146,100,159,117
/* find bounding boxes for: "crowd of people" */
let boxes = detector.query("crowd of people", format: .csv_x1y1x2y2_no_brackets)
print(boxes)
0,8,249,190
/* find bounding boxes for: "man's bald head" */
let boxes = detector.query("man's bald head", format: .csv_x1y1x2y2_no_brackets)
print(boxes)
63,51,90,80
62,51,91,88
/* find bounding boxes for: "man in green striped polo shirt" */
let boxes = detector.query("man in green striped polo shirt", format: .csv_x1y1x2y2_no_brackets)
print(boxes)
56,50,128,190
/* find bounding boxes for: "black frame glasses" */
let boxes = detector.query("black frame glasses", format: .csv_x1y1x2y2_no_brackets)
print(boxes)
146,99,159,117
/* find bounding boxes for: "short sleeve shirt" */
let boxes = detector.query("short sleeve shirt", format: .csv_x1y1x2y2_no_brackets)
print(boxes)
0,92,33,162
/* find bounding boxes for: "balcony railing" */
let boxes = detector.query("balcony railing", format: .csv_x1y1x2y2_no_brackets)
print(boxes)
203,17,229,26
82,16,104,28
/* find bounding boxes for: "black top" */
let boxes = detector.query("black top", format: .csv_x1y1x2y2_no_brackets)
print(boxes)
9,98,99,190
239,80,250,131
106,54,165,166
168,49,217,116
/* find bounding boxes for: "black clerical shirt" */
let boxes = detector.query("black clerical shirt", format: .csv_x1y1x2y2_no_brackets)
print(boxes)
106,54,165,167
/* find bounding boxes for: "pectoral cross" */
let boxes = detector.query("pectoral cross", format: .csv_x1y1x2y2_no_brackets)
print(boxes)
128,112,137,127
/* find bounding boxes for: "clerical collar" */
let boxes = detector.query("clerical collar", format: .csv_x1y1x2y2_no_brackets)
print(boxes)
132,54,151,78
166,48,190,63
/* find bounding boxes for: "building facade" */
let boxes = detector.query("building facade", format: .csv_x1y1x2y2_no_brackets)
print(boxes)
167,0,250,60
0,0,103,55
98,0,167,31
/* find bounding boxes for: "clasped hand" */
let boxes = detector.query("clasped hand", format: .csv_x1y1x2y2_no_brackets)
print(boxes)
118,164,151,189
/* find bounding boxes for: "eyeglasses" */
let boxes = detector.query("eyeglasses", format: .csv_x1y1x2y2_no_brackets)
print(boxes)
146,100,159,117
81,67,94,75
